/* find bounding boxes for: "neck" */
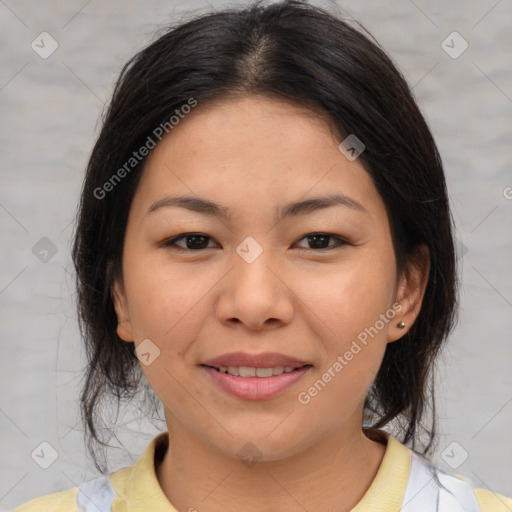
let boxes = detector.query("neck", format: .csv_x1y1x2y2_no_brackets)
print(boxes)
156,423,387,512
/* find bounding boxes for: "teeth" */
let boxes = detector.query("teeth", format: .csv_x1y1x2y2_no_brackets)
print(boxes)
228,365,239,376
237,366,255,377
272,366,284,375
215,365,300,377
255,367,273,377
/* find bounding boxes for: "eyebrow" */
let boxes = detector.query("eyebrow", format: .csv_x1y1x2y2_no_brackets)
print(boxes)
146,193,368,221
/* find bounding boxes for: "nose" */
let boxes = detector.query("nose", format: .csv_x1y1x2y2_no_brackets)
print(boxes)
215,245,294,331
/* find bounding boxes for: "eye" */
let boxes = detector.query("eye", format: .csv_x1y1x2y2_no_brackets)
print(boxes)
161,232,348,252
294,233,348,250
162,233,218,251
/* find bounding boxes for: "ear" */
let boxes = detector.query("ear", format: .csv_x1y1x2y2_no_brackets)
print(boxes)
388,244,430,343
111,277,135,342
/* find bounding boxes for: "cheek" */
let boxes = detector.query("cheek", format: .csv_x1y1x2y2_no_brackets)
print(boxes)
123,259,217,389
297,301,389,421
307,344,386,421
123,250,210,341
293,254,395,343
293,251,395,407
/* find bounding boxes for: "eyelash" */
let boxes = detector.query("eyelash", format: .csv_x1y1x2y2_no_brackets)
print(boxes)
162,232,348,252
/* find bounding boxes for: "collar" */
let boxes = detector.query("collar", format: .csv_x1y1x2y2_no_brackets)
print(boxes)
109,430,411,511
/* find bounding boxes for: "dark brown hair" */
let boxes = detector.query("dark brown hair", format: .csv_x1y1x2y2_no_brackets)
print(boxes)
72,0,458,473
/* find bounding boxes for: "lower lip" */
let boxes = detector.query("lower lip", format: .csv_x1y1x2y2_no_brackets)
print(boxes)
200,365,312,400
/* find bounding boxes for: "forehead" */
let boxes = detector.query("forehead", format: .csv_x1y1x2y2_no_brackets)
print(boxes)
130,95,385,223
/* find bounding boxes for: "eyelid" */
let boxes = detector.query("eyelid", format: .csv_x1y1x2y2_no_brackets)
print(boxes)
161,232,349,251
162,232,218,251
294,233,348,250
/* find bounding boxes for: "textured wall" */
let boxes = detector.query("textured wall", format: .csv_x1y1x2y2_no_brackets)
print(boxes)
1,0,511,509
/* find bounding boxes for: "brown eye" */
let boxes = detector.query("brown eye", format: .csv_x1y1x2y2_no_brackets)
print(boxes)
163,233,217,251
295,233,347,250
161,232,347,252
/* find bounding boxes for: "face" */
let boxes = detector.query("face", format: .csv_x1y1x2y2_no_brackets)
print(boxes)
112,95,428,463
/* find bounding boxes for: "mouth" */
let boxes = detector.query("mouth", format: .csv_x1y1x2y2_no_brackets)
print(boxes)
200,364,313,378
199,364,313,400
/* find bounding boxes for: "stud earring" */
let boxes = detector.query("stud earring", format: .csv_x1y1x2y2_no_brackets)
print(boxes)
397,321,406,329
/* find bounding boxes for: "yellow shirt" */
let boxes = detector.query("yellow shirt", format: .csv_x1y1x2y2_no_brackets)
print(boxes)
12,431,512,511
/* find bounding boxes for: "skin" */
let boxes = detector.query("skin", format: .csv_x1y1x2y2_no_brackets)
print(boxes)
112,95,430,511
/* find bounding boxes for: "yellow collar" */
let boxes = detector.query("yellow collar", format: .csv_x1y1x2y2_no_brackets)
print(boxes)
109,430,411,511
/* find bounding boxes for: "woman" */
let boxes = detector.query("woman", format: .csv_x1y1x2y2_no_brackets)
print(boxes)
14,1,511,510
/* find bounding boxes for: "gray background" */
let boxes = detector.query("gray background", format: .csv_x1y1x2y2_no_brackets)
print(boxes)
1,0,511,509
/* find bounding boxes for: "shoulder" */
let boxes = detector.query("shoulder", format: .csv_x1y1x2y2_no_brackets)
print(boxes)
432,463,512,511
474,487,512,512
403,446,512,512
11,474,117,512
11,486,78,512
11,432,166,512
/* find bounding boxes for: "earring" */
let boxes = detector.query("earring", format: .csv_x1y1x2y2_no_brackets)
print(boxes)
397,321,406,329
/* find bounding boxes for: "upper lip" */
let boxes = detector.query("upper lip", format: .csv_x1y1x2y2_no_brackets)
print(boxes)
201,352,312,368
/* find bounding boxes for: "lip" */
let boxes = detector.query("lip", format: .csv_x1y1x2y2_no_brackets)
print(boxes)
201,351,311,368
200,365,312,400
